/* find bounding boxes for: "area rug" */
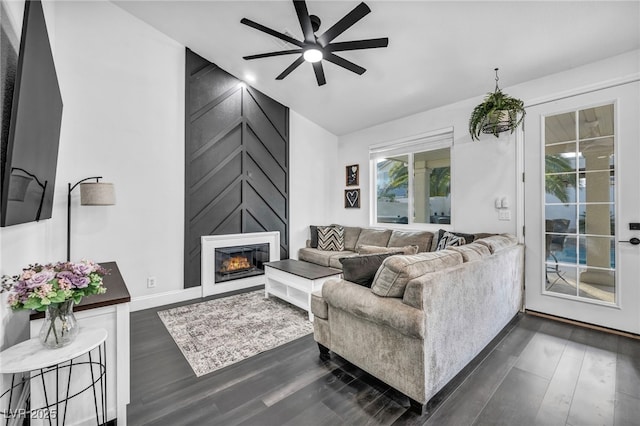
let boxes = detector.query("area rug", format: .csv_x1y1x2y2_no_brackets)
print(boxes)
157,290,313,377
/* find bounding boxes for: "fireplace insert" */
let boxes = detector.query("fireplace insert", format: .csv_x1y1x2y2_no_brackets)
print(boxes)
214,243,269,283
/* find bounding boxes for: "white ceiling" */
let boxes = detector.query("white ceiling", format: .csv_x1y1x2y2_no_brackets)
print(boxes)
113,1,640,136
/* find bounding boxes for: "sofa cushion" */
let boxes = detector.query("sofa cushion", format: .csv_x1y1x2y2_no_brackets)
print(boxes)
317,225,345,251
447,242,491,262
475,234,518,253
329,252,358,269
355,228,392,248
332,225,362,251
371,250,464,297
299,248,356,268
298,248,333,267
340,252,401,287
388,230,434,253
436,231,467,250
357,244,419,255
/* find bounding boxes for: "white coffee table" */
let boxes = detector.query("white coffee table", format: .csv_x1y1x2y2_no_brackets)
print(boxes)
264,259,342,321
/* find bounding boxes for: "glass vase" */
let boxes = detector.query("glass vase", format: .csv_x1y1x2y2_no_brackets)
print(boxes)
39,300,79,349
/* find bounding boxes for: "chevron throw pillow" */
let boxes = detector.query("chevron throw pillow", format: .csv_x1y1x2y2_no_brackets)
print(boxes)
436,231,466,250
317,226,345,251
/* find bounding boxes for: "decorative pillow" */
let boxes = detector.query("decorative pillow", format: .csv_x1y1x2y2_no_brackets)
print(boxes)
436,229,475,249
436,231,466,250
357,244,419,255
317,225,345,251
339,252,401,287
331,224,362,251
371,250,464,297
309,225,319,248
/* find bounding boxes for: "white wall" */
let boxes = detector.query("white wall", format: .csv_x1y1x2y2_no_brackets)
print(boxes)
289,111,338,258
51,0,185,299
1,0,186,332
334,50,640,236
337,96,518,234
0,1,338,316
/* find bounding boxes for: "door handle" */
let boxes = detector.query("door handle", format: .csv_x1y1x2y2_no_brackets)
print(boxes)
619,237,640,245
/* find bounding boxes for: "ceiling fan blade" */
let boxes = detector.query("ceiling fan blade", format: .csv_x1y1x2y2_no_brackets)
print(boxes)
316,2,370,46
243,49,303,60
241,18,304,47
276,56,305,80
293,0,315,43
326,38,389,52
324,53,366,75
312,62,326,86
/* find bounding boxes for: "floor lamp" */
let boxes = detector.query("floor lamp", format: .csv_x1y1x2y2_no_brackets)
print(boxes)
67,176,116,261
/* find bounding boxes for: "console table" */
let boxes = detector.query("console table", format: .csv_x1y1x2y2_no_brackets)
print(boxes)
29,261,130,425
264,260,342,321
0,328,107,426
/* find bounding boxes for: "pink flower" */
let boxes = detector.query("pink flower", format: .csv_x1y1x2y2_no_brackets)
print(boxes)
58,279,71,290
7,293,17,306
36,283,53,298
20,270,34,280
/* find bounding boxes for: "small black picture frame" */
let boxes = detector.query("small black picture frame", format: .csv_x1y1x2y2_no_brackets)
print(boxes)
345,189,360,208
346,164,359,186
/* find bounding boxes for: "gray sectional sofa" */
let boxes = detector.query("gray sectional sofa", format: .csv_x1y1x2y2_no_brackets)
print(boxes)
299,226,436,269
309,233,524,413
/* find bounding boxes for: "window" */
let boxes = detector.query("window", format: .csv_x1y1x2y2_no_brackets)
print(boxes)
370,128,453,226
543,104,616,302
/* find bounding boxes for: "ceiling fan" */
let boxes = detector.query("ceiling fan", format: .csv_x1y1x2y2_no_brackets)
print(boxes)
240,1,389,86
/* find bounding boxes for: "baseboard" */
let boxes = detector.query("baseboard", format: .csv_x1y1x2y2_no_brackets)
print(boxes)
526,310,640,340
130,287,202,312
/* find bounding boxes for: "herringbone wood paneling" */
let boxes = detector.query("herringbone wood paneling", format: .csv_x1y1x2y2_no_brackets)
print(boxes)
185,49,289,288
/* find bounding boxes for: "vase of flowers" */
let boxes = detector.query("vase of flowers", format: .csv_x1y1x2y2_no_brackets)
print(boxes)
39,299,78,348
2,260,108,349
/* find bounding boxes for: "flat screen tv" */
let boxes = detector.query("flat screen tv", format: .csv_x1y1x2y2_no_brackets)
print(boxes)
1,0,63,227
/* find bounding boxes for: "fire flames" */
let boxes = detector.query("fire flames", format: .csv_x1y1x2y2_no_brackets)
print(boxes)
219,256,252,273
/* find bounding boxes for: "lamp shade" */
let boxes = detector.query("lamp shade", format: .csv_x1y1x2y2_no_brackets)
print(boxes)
80,182,115,206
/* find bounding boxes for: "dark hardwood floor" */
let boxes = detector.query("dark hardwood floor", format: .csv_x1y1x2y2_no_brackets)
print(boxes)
128,289,640,425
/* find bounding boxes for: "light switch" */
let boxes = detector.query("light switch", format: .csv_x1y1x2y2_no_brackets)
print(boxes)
499,210,511,221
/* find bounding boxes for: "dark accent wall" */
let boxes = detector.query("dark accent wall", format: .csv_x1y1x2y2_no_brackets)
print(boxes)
184,49,289,288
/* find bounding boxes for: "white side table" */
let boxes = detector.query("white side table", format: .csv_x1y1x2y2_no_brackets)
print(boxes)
0,328,107,426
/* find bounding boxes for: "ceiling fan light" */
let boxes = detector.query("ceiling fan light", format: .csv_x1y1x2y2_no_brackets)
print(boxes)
303,48,323,63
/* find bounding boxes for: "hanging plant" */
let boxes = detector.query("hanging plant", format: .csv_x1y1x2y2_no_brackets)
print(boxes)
469,68,525,141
